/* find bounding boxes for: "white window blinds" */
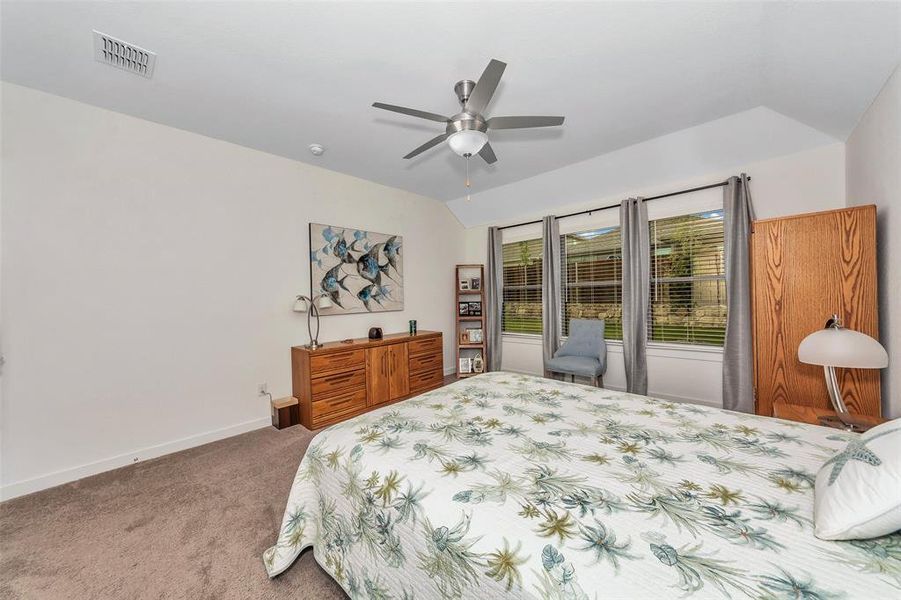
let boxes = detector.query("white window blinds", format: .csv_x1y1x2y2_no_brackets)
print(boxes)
648,210,726,346
501,239,543,334
561,227,623,339
499,207,727,347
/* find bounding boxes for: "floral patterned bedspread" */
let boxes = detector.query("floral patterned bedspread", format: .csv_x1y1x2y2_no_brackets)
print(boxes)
264,372,900,599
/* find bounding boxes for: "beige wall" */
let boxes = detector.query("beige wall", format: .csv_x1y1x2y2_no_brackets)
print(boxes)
846,64,901,418
0,83,465,498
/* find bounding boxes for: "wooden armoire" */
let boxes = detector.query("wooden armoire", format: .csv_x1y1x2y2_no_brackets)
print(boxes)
750,205,881,418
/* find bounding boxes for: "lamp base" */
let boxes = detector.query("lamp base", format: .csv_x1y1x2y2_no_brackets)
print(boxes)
817,414,873,433
304,342,321,350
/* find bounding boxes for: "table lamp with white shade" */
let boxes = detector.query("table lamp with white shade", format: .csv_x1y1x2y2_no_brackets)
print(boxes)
293,293,333,350
798,314,888,432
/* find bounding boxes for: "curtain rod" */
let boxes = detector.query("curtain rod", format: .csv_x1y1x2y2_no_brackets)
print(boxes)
496,177,749,231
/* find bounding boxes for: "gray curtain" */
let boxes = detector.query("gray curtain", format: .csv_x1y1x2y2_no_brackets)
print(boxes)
621,197,649,395
723,174,756,412
485,226,503,372
541,216,562,376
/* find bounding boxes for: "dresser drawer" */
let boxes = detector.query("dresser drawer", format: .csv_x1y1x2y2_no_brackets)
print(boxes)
409,367,443,393
311,368,366,398
310,349,365,375
408,336,441,357
409,351,442,374
312,386,367,425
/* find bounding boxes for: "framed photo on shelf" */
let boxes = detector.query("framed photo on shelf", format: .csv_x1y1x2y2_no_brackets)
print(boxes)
459,279,470,290
468,302,482,316
458,357,472,374
458,302,470,316
468,328,483,343
470,277,481,290
472,353,484,373
459,330,471,345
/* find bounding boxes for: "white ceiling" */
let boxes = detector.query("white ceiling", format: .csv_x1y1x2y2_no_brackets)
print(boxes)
2,1,899,203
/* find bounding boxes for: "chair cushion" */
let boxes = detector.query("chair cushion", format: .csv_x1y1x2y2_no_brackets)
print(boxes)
556,319,605,359
545,355,604,377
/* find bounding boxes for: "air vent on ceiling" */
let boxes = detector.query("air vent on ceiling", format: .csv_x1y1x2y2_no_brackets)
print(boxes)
93,30,156,78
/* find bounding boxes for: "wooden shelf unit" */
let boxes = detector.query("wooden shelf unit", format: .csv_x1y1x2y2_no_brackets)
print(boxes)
455,264,487,379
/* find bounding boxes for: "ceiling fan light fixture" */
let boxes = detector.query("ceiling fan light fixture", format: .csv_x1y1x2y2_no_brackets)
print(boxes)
447,130,488,157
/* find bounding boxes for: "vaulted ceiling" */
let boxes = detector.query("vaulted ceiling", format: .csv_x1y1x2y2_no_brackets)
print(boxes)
2,1,899,202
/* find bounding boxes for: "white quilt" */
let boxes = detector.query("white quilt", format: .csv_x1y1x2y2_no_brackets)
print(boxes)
265,372,901,599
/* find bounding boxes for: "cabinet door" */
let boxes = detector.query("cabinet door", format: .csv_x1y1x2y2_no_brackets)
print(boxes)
366,346,391,406
751,206,879,417
388,344,410,399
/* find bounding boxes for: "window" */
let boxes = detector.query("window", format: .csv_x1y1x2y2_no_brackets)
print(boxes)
500,208,726,347
648,210,726,346
561,227,622,339
501,238,542,333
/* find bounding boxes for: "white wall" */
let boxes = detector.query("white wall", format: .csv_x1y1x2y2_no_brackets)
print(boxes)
449,107,840,227
462,143,847,406
0,83,464,499
846,64,901,419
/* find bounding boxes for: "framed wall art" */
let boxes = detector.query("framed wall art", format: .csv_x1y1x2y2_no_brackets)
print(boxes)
309,223,403,314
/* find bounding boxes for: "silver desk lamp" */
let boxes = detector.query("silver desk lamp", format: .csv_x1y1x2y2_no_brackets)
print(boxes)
293,293,334,350
798,314,888,432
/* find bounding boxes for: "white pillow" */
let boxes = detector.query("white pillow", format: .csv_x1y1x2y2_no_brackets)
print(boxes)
814,418,901,540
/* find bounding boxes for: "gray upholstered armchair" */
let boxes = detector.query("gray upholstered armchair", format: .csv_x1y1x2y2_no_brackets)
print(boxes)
544,319,607,387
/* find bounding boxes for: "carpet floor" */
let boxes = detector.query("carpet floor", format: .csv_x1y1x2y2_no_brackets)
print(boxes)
0,425,346,600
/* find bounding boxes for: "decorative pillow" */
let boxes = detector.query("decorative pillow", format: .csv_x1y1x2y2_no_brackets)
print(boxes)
555,319,605,359
814,418,901,540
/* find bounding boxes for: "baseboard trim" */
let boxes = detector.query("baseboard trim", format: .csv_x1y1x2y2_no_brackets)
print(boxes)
1,416,271,501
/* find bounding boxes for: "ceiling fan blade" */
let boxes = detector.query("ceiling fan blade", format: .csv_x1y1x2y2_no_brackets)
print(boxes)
403,133,449,159
466,59,506,114
372,102,449,123
478,142,497,164
487,116,565,129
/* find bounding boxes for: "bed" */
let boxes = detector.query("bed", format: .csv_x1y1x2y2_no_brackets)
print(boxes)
264,372,900,599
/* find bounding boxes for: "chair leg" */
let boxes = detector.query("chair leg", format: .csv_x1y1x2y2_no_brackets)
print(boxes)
598,375,604,388
591,375,597,387
570,374,575,383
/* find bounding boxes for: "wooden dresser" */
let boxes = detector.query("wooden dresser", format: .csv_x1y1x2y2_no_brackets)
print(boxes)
291,331,444,429
750,205,881,419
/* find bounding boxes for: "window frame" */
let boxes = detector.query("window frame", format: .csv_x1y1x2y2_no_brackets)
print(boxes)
498,203,727,352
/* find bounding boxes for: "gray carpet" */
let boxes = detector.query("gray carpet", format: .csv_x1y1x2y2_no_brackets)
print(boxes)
0,425,346,600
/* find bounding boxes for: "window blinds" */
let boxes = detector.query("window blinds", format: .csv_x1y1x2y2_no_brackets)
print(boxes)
648,210,726,346
561,227,623,339
500,209,726,347
501,238,543,334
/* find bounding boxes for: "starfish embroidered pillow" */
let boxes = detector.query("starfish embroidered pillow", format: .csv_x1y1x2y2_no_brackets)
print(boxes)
814,419,901,540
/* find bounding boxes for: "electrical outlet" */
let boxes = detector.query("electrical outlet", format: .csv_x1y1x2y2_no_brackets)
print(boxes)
258,383,268,396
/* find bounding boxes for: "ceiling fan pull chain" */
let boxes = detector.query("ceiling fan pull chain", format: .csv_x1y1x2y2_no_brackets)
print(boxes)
465,154,471,188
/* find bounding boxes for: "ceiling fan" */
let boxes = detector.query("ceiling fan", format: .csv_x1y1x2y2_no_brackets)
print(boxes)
372,59,565,165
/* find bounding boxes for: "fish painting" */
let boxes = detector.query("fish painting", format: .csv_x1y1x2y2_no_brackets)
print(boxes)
319,264,350,308
349,230,369,252
357,283,391,311
356,243,391,284
321,226,339,243
332,232,357,264
383,236,402,274
309,223,403,315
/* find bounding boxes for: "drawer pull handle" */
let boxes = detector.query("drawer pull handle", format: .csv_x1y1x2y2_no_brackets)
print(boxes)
325,372,355,383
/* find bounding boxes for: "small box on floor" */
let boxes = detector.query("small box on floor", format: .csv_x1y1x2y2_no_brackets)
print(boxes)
271,397,300,429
